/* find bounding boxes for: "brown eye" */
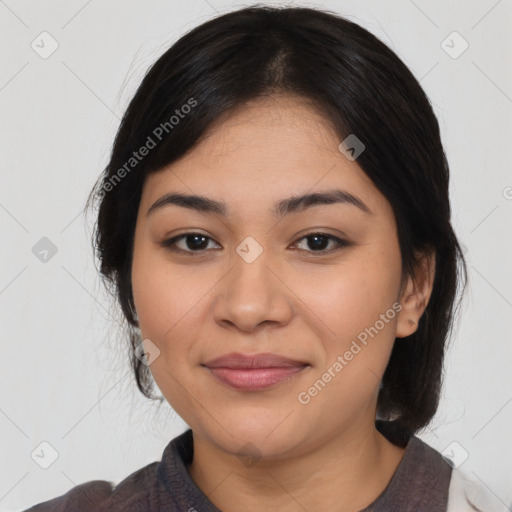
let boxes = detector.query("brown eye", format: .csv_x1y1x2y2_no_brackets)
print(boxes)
292,233,349,253
161,233,220,255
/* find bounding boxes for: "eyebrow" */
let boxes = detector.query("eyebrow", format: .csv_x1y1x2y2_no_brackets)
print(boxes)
147,189,373,218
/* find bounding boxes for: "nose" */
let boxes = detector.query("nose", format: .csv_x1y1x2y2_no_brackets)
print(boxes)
212,244,294,333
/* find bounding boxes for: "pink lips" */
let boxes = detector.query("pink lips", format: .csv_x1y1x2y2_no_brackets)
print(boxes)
203,352,309,391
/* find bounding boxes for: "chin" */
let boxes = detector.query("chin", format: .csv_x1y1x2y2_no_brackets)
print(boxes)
195,412,308,461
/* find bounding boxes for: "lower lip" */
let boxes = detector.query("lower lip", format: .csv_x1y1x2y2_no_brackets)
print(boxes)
206,366,307,390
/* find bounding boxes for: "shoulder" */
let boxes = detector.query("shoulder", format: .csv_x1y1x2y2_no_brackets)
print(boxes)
447,467,510,512
22,479,115,511
23,430,197,512
22,461,159,511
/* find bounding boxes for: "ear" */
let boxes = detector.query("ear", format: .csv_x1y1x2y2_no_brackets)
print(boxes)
396,248,436,338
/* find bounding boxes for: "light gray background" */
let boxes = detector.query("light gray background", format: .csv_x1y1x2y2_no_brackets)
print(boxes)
1,1,511,510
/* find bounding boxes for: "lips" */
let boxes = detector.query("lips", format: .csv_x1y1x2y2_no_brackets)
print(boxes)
204,352,308,369
203,352,309,391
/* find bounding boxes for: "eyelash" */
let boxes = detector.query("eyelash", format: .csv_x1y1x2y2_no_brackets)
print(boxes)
160,232,350,257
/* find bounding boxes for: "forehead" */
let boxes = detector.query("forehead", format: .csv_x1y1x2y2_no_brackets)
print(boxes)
140,95,386,218
182,94,344,163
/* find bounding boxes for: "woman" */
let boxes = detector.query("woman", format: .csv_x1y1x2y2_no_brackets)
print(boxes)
25,5,498,511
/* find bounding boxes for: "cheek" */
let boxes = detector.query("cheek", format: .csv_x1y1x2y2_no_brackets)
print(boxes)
131,247,209,416
131,246,216,359
294,252,402,427
301,248,402,345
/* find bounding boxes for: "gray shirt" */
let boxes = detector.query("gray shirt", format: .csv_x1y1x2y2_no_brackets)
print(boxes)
24,421,452,511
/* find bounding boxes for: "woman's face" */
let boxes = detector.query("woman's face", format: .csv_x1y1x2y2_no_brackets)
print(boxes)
131,95,421,459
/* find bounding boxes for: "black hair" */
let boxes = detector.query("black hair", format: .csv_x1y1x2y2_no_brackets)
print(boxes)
86,5,467,439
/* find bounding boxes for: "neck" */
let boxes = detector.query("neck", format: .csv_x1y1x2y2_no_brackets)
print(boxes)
187,421,407,512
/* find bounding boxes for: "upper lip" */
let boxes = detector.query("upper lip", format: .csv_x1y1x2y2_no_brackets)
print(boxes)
203,352,309,369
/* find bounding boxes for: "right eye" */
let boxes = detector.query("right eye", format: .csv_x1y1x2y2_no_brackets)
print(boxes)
160,233,221,256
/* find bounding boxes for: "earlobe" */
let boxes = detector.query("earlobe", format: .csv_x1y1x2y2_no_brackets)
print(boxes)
395,249,435,338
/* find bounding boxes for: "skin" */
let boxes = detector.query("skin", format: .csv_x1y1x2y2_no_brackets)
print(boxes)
131,94,435,512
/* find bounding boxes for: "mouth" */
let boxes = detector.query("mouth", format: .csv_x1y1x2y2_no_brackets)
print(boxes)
202,352,310,391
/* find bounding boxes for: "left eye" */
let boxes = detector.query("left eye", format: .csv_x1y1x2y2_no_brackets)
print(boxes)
161,232,348,256
292,233,349,253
